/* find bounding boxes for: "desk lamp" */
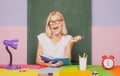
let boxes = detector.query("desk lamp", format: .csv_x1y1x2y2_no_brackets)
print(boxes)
3,39,21,70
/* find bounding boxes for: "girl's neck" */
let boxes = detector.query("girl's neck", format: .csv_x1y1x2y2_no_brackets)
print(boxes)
52,34,62,39
50,34,62,44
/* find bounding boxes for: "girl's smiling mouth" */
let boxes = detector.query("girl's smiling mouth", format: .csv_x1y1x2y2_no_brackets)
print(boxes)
53,27,59,30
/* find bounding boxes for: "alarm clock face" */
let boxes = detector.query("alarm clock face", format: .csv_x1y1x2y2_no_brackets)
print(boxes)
103,58,114,69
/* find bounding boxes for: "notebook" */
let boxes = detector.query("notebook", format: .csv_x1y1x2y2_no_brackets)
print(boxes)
40,54,72,65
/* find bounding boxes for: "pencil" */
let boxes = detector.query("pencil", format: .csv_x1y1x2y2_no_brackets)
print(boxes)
85,55,88,58
83,52,86,58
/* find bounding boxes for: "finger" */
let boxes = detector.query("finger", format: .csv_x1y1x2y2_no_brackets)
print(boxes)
51,61,63,67
73,37,80,42
56,61,63,66
58,61,63,64
49,61,53,64
77,35,85,39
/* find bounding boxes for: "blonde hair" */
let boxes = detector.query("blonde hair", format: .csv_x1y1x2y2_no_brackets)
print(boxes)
45,11,68,38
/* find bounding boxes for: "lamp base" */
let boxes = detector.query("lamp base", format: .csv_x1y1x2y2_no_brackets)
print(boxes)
8,65,21,70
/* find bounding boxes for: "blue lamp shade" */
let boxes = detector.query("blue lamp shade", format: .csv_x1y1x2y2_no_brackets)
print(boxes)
3,39,18,49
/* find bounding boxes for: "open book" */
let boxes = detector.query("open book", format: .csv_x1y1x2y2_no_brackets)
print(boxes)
40,54,72,65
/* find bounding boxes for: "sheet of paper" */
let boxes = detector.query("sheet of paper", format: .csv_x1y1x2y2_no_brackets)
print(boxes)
34,67,63,74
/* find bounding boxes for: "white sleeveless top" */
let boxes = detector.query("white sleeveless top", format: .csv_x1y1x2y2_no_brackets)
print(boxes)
37,33,72,58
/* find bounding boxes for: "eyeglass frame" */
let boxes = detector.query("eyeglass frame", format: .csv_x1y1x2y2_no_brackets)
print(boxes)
49,19,63,25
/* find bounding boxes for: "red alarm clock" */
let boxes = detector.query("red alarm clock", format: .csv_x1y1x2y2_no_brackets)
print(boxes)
102,55,115,69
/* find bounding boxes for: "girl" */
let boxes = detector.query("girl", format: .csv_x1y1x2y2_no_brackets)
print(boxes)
36,11,82,67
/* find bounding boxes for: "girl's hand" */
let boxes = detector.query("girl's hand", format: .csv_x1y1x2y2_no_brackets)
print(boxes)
69,35,84,44
48,61,63,67
47,61,53,66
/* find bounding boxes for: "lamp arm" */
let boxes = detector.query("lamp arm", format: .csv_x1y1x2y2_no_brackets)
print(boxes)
5,46,12,65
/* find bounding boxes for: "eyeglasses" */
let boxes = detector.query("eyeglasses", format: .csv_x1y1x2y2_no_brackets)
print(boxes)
49,19,63,25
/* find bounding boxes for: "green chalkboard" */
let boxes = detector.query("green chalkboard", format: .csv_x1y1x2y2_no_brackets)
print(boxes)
27,0,91,64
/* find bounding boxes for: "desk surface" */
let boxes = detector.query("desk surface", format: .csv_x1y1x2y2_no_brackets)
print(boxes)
0,65,120,76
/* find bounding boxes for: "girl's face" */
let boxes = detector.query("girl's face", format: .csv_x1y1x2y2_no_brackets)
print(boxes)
49,15,63,35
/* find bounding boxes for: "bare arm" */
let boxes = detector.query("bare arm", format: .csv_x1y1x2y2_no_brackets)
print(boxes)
64,36,82,60
64,40,73,60
36,42,49,66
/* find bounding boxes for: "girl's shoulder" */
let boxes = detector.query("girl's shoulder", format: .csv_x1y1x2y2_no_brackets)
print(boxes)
63,34,72,40
37,33,47,39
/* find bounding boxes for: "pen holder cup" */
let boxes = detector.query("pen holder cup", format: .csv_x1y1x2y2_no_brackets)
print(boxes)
79,57,87,71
